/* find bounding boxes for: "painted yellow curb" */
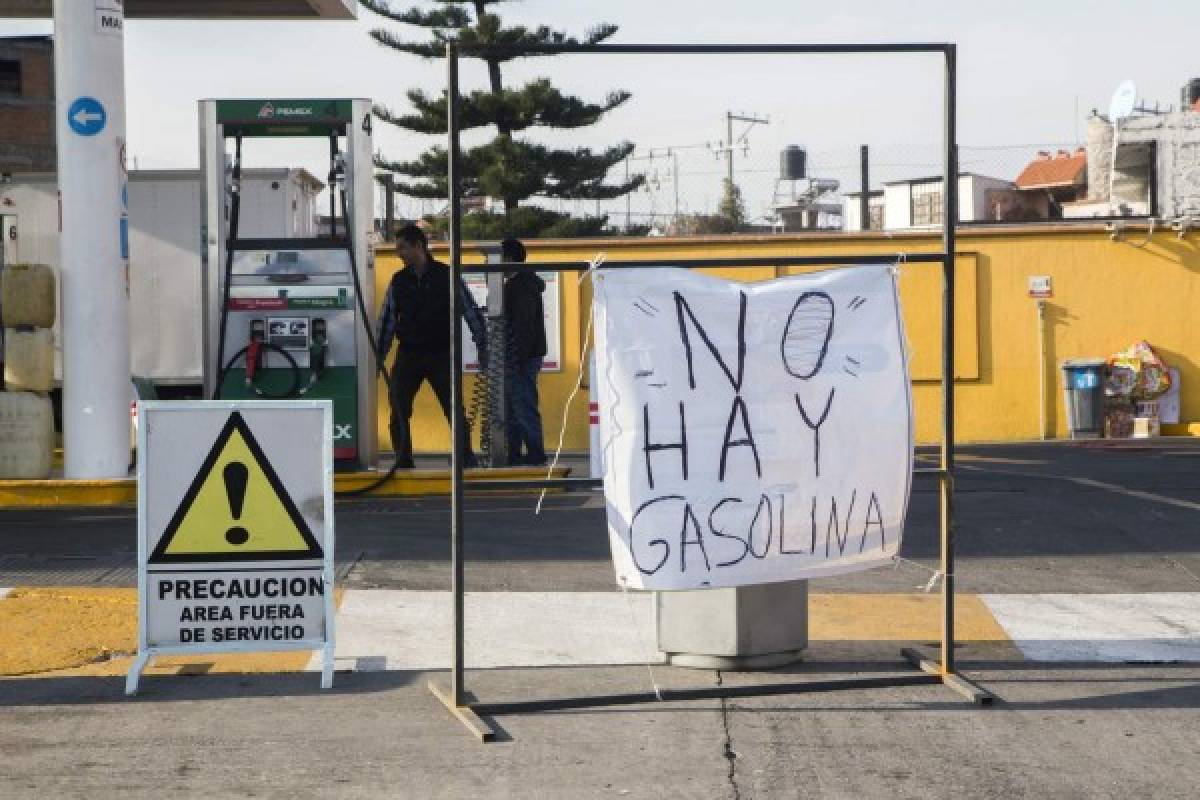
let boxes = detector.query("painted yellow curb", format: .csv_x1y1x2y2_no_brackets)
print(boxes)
0,587,346,678
0,466,569,509
809,593,1010,642
334,465,570,496
2,588,1009,678
0,479,137,509
0,588,136,675
1163,423,1200,437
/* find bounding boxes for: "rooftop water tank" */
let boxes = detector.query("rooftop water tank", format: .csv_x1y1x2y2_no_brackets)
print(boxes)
780,146,807,181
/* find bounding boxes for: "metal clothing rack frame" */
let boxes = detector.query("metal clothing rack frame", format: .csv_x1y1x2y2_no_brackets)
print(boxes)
431,41,994,742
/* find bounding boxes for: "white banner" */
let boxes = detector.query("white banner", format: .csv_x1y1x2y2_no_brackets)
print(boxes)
594,265,913,591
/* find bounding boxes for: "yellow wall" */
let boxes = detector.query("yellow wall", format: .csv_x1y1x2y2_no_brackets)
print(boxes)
374,224,1199,450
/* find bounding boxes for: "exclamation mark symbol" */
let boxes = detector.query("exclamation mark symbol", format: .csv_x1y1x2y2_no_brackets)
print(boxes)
224,462,250,546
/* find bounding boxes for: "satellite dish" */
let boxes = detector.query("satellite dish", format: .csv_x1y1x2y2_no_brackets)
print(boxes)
1109,80,1137,121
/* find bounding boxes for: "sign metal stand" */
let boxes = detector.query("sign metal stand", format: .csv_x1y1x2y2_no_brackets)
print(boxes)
127,400,335,696
431,41,993,741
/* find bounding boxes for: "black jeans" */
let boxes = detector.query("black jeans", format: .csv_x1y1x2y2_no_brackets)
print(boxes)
505,356,546,465
388,350,476,468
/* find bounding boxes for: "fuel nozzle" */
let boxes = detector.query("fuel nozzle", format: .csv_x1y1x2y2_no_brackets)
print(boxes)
309,318,328,378
245,319,266,385
331,153,346,188
299,318,328,397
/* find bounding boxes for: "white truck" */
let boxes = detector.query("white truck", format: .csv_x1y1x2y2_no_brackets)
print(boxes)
0,167,323,389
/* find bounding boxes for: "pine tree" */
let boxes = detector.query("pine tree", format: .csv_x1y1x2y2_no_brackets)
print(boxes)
362,0,643,233
717,178,747,231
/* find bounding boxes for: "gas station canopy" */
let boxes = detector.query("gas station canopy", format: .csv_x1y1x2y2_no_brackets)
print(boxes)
4,0,355,18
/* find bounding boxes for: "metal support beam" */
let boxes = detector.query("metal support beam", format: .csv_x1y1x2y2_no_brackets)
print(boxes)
428,681,496,743
458,253,946,275
6,1,357,18
460,43,953,56
941,43,958,677
902,648,995,706
463,467,948,494
474,674,943,716
445,40,466,713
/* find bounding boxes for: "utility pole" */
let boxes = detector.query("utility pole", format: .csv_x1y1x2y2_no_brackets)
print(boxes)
671,149,680,225
624,156,631,231
719,111,770,189
860,145,870,232
726,112,734,186
623,148,684,232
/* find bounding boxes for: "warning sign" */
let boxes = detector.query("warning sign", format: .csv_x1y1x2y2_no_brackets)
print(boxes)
150,412,322,563
128,401,335,696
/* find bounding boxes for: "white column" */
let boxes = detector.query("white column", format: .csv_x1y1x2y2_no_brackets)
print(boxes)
53,1,131,478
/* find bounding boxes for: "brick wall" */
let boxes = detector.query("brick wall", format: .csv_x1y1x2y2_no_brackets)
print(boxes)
0,37,55,174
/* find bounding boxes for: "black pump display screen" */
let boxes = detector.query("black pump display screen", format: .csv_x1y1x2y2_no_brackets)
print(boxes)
231,245,352,277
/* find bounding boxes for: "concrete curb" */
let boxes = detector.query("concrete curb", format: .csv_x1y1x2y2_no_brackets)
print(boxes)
1162,423,1200,436
0,466,570,510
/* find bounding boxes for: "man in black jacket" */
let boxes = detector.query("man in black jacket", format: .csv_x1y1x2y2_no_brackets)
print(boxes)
500,237,548,466
377,224,485,468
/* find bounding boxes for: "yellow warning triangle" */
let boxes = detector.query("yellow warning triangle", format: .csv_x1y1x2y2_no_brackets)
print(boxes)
149,412,322,563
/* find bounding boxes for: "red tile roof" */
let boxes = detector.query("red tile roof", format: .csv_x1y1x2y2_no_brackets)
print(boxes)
1016,148,1087,189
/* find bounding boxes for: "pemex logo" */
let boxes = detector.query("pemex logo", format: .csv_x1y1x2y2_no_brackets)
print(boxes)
256,102,315,119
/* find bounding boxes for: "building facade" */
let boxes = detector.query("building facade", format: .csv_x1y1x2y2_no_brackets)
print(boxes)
844,174,1014,231
0,36,55,176
1068,110,1200,220
388,226,1200,452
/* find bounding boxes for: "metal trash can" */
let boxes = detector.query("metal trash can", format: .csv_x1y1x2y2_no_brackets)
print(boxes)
1061,358,1106,438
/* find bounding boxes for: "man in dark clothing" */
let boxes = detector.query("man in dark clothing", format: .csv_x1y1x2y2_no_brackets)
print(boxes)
377,224,486,468
500,237,548,466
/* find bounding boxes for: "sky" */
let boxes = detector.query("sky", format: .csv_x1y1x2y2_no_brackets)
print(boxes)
3,1,1198,220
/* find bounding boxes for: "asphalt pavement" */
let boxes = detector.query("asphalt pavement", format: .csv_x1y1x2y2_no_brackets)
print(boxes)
3,441,1200,798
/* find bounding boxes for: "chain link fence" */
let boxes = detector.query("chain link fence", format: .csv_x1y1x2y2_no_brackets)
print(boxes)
543,141,1085,234
383,140,1096,236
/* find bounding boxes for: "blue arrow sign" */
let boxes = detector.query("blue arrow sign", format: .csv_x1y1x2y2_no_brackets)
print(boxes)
67,97,107,136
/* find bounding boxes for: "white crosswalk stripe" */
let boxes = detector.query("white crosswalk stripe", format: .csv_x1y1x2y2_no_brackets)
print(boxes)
306,590,1200,672
313,590,663,672
983,593,1200,662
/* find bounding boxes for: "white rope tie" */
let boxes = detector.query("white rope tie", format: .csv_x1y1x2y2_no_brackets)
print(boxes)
891,555,951,592
535,253,605,515
621,583,664,701
577,252,607,286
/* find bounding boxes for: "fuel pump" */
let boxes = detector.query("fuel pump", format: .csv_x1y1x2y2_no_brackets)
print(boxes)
200,99,378,470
